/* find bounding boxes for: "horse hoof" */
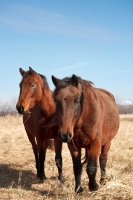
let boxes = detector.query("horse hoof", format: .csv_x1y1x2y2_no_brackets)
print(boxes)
100,177,106,185
58,176,65,183
59,177,65,183
37,174,47,181
75,186,83,194
43,175,47,180
89,183,99,192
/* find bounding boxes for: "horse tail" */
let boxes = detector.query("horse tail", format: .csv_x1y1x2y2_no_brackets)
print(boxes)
81,149,88,165
45,139,55,151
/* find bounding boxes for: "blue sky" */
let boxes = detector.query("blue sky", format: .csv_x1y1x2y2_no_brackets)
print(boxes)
0,0,133,104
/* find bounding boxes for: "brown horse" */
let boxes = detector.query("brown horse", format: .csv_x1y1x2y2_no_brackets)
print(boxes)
16,67,64,183
51,74,120,193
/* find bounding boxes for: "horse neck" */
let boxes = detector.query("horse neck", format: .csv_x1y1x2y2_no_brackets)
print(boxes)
79,83,97,122
39,88,55,117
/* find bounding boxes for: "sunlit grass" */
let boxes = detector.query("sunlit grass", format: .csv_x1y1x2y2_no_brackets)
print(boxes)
0,114,133,199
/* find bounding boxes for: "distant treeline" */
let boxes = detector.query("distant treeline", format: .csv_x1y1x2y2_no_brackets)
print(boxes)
0,99,133,116
0,99,17,116
117,104,133,114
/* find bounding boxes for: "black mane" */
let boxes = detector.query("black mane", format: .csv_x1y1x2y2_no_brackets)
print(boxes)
39,74,50,90
54,76,93,93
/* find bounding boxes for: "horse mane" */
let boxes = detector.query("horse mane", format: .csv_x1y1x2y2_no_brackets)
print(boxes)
39,74,50,90
54,76,93,92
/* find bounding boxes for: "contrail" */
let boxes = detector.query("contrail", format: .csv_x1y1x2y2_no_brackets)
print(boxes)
49,62,86,72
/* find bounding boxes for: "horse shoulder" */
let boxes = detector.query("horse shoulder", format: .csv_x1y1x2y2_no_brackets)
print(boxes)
23,104,42,137
23,114,36,137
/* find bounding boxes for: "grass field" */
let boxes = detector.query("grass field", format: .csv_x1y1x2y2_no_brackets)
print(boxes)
0,114,133,200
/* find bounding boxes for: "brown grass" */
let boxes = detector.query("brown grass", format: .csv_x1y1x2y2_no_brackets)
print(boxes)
0,114,133,199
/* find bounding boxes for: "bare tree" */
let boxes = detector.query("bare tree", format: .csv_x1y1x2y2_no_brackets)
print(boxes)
0,97,18,116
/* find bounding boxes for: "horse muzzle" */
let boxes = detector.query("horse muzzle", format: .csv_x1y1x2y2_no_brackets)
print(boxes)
16,105,25,114
58,131,72,143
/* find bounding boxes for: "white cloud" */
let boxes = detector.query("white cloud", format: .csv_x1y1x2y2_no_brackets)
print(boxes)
122,100,132,105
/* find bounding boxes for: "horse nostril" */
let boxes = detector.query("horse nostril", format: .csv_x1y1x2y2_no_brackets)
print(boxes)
16,105,24,114
58,132,68,143
20,105,24,112
67,132,72,139
58,131,72,143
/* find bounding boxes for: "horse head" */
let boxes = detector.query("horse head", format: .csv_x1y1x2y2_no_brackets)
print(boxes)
52,74,83,142
16,67,44,114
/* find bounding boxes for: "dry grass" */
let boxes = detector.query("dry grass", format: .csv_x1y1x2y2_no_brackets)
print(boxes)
0,114,133,200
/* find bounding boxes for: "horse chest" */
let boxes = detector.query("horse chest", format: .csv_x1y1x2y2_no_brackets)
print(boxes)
73,129,91,148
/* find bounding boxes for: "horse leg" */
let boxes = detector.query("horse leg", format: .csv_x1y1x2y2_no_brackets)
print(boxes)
37,137,47,181
86,139,101,191
54,138,65,183
68,142,83,193
99,141,111,185
26,132,39,178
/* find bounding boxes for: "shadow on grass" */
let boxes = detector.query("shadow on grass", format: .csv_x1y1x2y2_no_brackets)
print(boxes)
0,163,59,197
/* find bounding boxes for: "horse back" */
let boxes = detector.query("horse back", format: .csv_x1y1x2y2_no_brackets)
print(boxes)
96,88,120,145
79,85,119,146
96,88,115,101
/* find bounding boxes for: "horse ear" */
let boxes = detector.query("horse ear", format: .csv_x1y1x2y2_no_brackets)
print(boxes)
51,75,60,87
29,66,35,76
19,68,25,76
71,74,78,86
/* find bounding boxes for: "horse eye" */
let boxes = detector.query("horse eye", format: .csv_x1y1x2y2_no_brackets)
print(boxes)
30,82,35,87
75,98,80,104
